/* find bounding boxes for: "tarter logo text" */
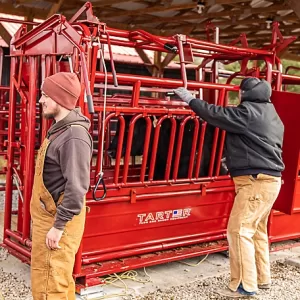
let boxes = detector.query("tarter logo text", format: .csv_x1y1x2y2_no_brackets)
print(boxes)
137,208,191,225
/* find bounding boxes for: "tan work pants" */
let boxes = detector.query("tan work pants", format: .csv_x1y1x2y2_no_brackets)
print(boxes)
227,174,281,292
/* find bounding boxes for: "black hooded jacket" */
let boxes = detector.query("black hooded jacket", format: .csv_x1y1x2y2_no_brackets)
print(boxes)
189,80,285,177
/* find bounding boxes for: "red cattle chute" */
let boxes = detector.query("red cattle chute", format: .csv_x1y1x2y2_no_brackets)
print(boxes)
1,2,300,289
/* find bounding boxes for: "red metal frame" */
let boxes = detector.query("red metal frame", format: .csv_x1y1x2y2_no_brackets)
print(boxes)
2,2,300,289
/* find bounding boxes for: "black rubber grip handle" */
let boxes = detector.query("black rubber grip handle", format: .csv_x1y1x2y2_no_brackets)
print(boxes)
164,43,178,53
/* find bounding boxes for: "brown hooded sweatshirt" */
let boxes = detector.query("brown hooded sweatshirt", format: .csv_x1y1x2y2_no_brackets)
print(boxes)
43,109,92,230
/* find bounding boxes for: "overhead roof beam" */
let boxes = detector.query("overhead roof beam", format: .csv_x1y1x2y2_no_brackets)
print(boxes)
47,0,65,18
0,3,48,18
0,23,12,46
93,0,143,8
102,3,197,18
285,0,300,19
132,3,288,25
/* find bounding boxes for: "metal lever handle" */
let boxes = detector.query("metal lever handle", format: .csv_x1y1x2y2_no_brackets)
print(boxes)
166,91,175,96
93,172,107,201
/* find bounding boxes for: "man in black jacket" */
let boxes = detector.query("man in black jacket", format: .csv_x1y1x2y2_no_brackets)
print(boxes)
174,77,284,298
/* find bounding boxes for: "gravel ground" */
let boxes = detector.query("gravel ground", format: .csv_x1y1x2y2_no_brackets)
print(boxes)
0,187,19,212
1,186,300,300
0,248,32,300
1,243,299,300
127,260,300,300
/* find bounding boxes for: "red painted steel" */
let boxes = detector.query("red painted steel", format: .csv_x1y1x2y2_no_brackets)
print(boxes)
2,2,300,289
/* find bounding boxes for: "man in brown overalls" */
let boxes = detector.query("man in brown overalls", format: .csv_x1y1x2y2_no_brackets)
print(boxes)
30,72,92,299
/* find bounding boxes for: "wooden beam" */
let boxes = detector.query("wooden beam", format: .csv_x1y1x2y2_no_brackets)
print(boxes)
285,0,300,19
219,28,300,40
102,3,197,18
100,20,164,36
135,48,153,75
161,53,177,68
0,23,12,46
25,12,34,31
47,0,65,18
193,22,298,36
208,0,252,4
132,3,289,25
280,51,300,61
0,3,48,18
162,14,299,31
92,0,143,8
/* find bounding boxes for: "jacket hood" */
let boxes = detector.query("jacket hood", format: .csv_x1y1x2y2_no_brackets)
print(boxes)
241,79,272,103
47,108,90,137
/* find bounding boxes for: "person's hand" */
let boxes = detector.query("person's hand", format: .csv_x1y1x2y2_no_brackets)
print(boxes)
46,227,63,250
173,87,195,104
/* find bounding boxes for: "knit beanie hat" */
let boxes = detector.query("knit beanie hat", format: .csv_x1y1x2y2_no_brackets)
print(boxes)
239,77,272,102
240,77,261,91
42,72,81,110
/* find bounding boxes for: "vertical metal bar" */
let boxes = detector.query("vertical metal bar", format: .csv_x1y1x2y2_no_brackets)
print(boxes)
215,96,228,176
275,57,283,91
198,67,204,99
208,126,219,177
164,118,176,180
106,31,118,87
177,36,188,88
122,114,143,184
140,117,152,182
89,44,98,93
188,119,199,179
215,130,226,176
104,118,110,167
172,117,192,180
40,56,52,142
132,80,141,107
22,56,38,240
148,115,168,181
208,88,225,177
95,113,115,184
0,47,3,85
4,57,17,239
114,116,125,184
194,122,207,178
265,57,273,83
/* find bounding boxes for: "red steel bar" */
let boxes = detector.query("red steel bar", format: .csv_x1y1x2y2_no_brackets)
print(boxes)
22,56,38,240
113,116,125,184
94,112,116,184
95,72,238,91
188,118,200,179
4,57,17,240
82,233,227,264
5,229,32,248
208,89,226,177
122,114,143,184
172,116,193,180
140,116,153,182
194,122,207,178
3,238,31,258
148,115,169,180
164,118,177,180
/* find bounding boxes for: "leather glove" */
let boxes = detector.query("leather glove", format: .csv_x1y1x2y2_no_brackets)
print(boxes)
173,87,195,104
